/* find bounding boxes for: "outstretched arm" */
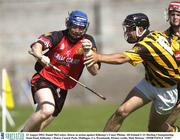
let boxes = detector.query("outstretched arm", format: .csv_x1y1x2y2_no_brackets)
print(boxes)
84,51,130,67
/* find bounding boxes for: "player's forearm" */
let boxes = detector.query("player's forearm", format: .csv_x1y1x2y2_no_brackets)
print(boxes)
98,53,129,64
31,43,44,58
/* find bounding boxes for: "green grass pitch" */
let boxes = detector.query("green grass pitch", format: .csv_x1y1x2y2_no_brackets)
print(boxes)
1,103,180,132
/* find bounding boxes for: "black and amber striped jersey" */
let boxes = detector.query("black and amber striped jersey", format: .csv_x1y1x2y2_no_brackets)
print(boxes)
164,27,180,66
123,31,180,88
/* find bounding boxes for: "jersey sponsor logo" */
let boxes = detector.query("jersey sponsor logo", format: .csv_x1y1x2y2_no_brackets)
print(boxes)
54,52,80,66
157,35,173,55
66,50,71,57
59,43,65,50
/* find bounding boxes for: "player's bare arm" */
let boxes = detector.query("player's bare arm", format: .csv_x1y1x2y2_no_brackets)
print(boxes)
31,43,43,58
31,43,50,66
84,51,130,67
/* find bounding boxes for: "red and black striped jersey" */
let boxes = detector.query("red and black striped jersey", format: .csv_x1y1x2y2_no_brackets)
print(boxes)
31,30,99,90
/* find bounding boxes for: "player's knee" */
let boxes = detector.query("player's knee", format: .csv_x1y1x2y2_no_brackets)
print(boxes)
39,106,55,120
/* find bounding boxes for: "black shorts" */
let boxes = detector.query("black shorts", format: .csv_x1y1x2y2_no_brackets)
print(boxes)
31,73,68,117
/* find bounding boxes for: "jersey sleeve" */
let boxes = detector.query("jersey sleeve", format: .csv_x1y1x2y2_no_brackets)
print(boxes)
123,44,145,66
30,31,63,50
31,31,64,72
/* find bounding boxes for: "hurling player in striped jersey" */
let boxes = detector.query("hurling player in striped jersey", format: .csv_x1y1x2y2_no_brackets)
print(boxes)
85,13,180,132
164,1,180,132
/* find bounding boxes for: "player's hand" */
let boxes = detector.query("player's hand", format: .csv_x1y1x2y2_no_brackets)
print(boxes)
84,51,99,67
81,39,93,56
40,55,50,66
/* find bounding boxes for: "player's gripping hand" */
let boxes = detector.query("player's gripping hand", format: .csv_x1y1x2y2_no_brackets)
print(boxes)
81,39,93,56
40,55,50,66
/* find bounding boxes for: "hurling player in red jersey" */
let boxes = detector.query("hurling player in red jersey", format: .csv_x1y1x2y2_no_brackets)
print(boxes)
164,1,180,132
22,10,100,132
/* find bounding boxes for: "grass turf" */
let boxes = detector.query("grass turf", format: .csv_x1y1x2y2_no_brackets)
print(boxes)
0,103,179,132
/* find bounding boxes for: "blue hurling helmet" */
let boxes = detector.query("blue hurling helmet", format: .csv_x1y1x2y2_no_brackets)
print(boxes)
66,10,89,41
66,10,89,28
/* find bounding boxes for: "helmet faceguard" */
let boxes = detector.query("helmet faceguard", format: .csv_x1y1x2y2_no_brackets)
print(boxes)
66,10,89,41
122,13,150,43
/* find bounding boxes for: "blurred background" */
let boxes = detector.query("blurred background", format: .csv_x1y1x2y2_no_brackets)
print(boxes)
0,0,178,131
0,0,172,105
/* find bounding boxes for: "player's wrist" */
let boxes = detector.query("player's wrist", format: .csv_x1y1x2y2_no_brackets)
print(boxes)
40,55,50,65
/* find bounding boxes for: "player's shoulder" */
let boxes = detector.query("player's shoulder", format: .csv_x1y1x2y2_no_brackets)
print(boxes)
148,30,167,38
142,30,168,43
51,30,65,38
42,30,66,38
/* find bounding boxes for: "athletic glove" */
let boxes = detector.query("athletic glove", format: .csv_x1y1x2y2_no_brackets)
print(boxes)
40,55,50,66
81,39,93,56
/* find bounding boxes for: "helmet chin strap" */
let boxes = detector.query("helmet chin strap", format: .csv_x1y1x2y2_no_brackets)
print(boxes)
136,26,147,37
